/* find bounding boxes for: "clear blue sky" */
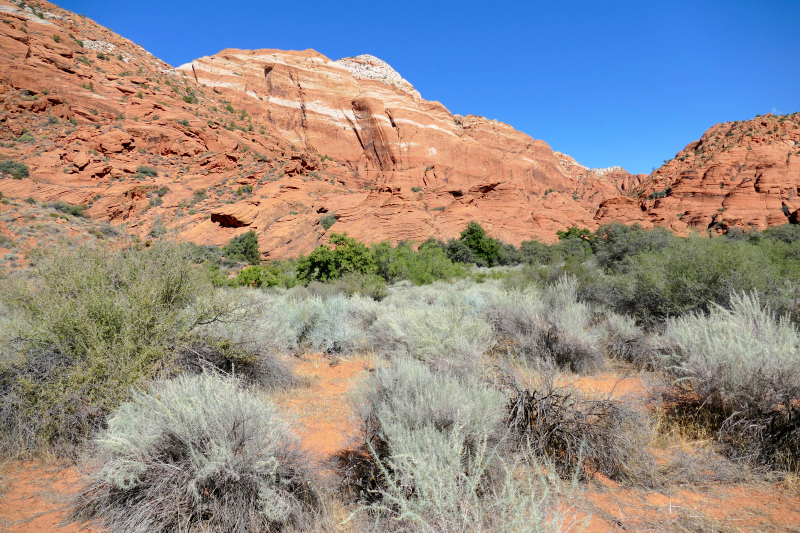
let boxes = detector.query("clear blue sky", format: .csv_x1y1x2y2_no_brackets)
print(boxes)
59,0,799,174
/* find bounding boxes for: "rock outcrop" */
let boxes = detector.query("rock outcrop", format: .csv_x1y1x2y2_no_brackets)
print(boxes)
177,47,645,248
596,114,800,234
0,0,642,259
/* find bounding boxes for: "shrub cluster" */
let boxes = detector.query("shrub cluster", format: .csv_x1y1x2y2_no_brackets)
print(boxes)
224,230,261,264
259,220,800,319
49,200,88,218
134,165,158,178
0,243,291,456
0,159,29,179
658,293,800,469
498,222,800,324
340,357,566,532
291,232,468,290
486,277,604,373
2,218,800,531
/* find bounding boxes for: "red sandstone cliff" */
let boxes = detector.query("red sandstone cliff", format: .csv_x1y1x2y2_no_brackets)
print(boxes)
596,114,800,234
0,0,643,259
0,0,794,261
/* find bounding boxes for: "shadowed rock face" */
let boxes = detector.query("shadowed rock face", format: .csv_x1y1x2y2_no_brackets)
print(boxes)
596,114,800,234
0,0,794,261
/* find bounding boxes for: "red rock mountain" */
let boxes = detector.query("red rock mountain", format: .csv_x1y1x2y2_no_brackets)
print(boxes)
596,113,800,234
0,0,795,261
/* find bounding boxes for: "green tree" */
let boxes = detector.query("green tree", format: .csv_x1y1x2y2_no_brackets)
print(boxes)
236,263,297,288
296,232,376,283
591,223,673,272
372,241,466,285
223,230,260,264
556,227,593,242
460,221,501,267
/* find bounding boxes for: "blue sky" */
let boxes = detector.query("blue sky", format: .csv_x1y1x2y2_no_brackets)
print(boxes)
59,0,799,174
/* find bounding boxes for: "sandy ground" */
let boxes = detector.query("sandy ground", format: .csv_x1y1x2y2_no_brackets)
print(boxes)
0,461,96,533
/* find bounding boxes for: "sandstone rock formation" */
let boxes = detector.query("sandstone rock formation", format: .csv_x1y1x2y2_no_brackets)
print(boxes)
0,0,794,262
0,0,648,260
596,114,800,234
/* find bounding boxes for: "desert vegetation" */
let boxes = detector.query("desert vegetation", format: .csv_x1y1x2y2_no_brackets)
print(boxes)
71,374,320,533
2,221,800,531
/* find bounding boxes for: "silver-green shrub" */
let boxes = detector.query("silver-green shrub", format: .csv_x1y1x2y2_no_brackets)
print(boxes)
186,289,296,388
214,290,376,357
381,278,500,314
601,312,654,369
370,298,494,371
361,426,567,533
346,357,563,532
359,356,506,443
486,276,604,373
660,292,800,468
71,374,320,533
344,357,566,531
299,294,376,354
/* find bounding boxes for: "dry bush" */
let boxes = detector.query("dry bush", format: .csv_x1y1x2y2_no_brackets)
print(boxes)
350,432,568,533
176,336,294,389
184,289,296,388
369,297,494,373
658,292,800,470
601,313,657,369
298,294,377,355
339,357,506,500
486,277,605,373
656,446,756,486
504,374,656,485
71,374,321,533
660,511,746,533
0,243,209,456
0,245,298,458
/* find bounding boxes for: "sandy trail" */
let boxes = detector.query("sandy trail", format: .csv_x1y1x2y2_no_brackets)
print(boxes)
273,352,372,458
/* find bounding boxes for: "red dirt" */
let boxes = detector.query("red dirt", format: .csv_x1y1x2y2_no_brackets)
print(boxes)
0,461,96,533
575,482,800,532
274,353,372,458
557,372,648,399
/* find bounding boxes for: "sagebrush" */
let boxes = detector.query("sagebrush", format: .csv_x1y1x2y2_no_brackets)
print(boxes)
71,374,321,533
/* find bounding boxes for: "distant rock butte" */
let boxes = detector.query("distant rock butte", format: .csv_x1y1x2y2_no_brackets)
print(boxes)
596,114,800,234
0,0,795,261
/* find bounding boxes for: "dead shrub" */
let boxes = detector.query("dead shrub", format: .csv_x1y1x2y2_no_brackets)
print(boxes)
504,374,655,485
